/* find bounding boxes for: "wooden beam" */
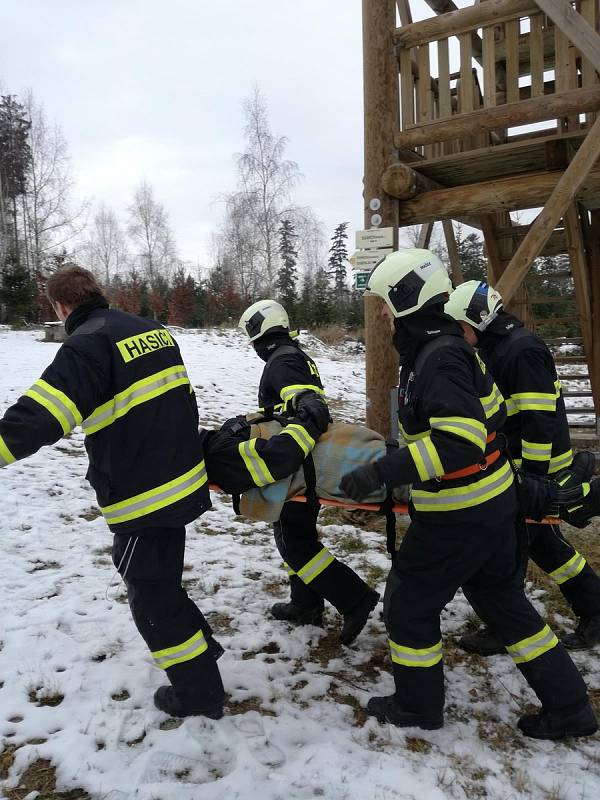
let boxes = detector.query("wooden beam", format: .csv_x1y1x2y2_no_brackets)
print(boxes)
422,0,484,63
496,115,600,303
534,0,600,74
394,86,600,150
442,219,463,285
564,205,594,373
382,162,444,197
418,222,434,248
363,0,399,438
394,167,600,222
395,0,413,25
394,0,538,48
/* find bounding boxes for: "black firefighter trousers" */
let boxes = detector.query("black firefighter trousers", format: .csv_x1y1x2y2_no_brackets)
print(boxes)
383,497,588,717
274,501,372,615
112,526,224,710
527,521,600,620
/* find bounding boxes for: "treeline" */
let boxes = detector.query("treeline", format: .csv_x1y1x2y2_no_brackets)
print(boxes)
0,86,363,328
0,86,578,338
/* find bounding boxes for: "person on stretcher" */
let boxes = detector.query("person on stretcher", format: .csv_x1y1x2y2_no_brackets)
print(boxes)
202,412,599,529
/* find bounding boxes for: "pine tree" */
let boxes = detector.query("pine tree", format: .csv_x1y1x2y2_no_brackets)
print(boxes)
277,219,298,312
168,267,197,327
328,222,350,320
0,95,31,267
455,228,486,282
312,267,332,325
0,247,36,323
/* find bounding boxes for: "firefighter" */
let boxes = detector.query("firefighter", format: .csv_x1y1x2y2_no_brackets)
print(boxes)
0,266,224,719
445,280,600,652
238,300,379,644
339,249,596,738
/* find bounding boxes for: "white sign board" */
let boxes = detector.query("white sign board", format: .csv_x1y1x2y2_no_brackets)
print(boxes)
351,248,393,269
355,227,394,250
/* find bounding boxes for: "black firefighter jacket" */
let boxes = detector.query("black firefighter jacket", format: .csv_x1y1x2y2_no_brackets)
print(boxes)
479,314,572,476
0,300,210,533
373,332,514,525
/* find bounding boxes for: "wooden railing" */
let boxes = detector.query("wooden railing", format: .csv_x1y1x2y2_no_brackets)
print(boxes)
394,0,600,158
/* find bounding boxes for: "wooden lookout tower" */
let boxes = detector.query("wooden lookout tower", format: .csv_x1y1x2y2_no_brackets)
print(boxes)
362,0,600,446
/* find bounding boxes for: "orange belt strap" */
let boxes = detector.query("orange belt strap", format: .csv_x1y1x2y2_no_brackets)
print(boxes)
441,431,500,481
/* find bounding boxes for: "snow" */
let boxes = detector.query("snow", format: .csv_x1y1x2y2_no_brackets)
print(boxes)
1,327,599,800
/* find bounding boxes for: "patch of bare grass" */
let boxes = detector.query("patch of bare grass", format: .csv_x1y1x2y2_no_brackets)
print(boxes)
2,757,89,800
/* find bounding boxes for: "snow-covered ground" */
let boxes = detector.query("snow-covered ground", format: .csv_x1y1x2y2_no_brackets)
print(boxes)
0,327,599,800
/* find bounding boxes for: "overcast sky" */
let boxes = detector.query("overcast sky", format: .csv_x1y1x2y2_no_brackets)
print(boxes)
2,1,443,266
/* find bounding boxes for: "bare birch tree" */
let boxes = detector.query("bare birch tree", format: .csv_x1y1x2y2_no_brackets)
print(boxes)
85,203,128,284
23,93,88,273
235,87,301,290
127,180,177,284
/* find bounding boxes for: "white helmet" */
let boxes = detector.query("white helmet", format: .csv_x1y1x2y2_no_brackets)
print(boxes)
364,248,452,318
445,280,503,332
238,299,290,342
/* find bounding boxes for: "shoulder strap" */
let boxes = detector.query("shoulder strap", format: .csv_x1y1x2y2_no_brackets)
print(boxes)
487,326,531,365
414,334,468,373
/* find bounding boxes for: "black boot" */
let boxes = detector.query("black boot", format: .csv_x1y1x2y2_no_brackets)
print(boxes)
340,589,380,645
458,626,505,656
270,601,323,625
153,686,224,719
367,695,443,730
518,702,598,740
561,615,600,650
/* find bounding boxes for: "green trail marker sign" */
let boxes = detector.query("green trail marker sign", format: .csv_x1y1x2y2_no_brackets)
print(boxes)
354,271,371,290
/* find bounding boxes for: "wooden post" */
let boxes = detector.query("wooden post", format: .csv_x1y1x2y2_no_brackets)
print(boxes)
363,0,400,438
442,220,463,285
496,114,600,302
534,0,600,74
564,205,594,382
588,211,600,412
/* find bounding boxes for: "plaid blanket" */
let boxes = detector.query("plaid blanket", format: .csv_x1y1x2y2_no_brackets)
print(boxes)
239,421,398,522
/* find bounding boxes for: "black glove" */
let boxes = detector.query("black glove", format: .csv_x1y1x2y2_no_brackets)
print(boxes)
340,464,383,502
295,391,331,435
560,478,600,529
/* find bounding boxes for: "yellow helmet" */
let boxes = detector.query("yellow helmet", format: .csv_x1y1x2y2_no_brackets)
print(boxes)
364,248,452,317
238,299,290,342
445,280,503,332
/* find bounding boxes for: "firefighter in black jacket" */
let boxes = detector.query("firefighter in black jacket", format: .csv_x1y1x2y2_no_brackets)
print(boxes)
340,249,596,739
238,300,379,644
446,280,600,652
0,266,224,719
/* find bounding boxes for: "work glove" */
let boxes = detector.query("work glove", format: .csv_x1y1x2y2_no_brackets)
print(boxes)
295,391,331,435
560,478,600,529
340,463,383,502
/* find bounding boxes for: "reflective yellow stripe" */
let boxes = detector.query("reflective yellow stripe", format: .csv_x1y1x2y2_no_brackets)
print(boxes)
238,439,275,487
279,384,325,406
297,547,334,584
475,353,486,374
25,379,82,435
430,416,487,451
0,435,16,467
283,561,296,576
152,630,208,669
479,385,504,419
521,440,553,462
100,461,207,525
549,551,586,585
281,424,315,457
389,638,443,668
408,437,444,481
507,392,557,413
554,379,562,397
399,423,430,443
82,365,190,434
506,624,558,664
412,460,513,511
549,449,573,473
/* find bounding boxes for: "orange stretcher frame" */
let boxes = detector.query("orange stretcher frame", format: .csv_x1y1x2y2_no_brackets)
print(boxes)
208,484,559,524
